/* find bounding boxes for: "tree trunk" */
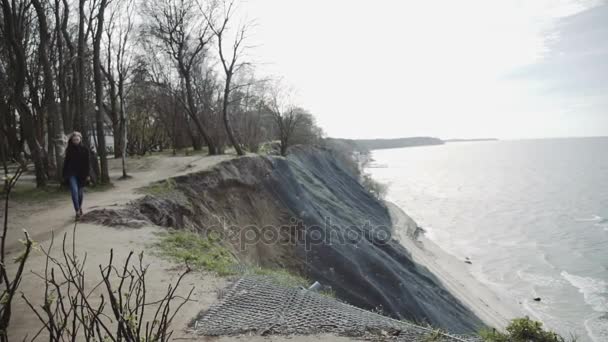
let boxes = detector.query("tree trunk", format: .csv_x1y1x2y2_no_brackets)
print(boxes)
222,76,244,156
112,117,122,158
2,0,48,186
60,0,77,133
182,72,217,155
32,0,66,182
109,92,121,158
118,82,128,178
54,0,71,133
187,125,202,151
106,69,121,158
280,140,287,156
76,0,86,136
18,103,47,187
92,0,110,184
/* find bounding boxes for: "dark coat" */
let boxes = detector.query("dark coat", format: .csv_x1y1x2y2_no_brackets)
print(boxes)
63,143,90,187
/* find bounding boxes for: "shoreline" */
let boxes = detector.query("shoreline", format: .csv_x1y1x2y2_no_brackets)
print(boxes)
386,201,522,330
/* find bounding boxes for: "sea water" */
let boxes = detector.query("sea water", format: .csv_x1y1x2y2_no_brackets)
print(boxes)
367,137,608,342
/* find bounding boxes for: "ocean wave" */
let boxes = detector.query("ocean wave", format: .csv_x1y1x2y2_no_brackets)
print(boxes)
575,215,604,222
595,219,608,231
574,214,608,232
585,314,608,342
561,271,608,313
517,269,565,288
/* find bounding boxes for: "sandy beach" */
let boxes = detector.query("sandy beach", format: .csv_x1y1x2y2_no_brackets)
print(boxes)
386,201,522,330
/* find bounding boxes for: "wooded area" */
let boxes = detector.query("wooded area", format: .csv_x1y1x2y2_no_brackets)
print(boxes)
0,0,322,188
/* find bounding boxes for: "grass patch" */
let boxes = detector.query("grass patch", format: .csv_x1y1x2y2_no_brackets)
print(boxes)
8,184,65,203
480,317,571,342
88,183,115,192
154,230,237,276
138,178,177,196
153,230,335,299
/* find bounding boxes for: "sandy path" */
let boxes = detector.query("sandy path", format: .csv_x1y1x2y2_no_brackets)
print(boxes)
9,223,352,341
386,202,522,330
4,154,232,252
5,154,231,340
8,223,229,340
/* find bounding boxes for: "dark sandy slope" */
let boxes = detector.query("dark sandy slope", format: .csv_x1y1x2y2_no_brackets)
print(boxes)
263,147,483,333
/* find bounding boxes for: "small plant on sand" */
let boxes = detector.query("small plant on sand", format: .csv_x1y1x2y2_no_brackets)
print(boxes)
139,178,177,196
480,317,567,342
0,164,33,342
361,173,387,200
248,266,310,288
422,328,446,342
155,230,237,276
23,228,193,342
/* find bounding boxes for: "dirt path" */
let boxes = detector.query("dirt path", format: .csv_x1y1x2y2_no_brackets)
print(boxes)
5,154,232,340
4,154,232,252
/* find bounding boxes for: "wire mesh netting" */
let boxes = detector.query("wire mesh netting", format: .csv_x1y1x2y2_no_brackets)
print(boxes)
191,276,478,341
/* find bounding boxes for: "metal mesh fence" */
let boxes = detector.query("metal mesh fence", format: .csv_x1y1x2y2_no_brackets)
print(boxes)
191,276,479,341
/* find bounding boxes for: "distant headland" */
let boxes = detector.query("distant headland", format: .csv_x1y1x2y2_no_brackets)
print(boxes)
444,138,499,143
328,137,498,151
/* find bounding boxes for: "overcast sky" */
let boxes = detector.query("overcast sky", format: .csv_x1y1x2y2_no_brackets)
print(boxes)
239,0,608,139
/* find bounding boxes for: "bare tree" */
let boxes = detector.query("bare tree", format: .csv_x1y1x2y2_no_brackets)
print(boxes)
92,0,111,184
143,0,219,155
206,0,251,156
103,0,134,178
102,9,121,158
1,0,49,187
31,0,66,182
267,81,321,156
53,0,74,133
231,76,273,152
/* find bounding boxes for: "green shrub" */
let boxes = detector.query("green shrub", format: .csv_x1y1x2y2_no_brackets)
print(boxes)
480,317,568,342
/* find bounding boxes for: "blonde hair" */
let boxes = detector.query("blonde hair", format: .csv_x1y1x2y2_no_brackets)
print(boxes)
69,131,82,140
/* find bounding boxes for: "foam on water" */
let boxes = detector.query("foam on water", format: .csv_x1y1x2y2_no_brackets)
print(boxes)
561,272,608,313
519,270,566,288
585,314,608,342
575,215,604,222
576,215,608,231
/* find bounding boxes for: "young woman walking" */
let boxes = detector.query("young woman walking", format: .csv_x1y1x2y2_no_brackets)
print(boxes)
63,132,90,219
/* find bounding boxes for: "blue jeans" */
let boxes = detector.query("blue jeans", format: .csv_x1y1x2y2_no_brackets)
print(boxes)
68,176,84,213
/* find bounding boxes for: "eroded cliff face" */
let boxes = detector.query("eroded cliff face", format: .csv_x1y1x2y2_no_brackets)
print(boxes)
86,147,483,333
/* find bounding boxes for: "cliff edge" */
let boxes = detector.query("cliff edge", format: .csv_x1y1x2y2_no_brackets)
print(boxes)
86,146,484,333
